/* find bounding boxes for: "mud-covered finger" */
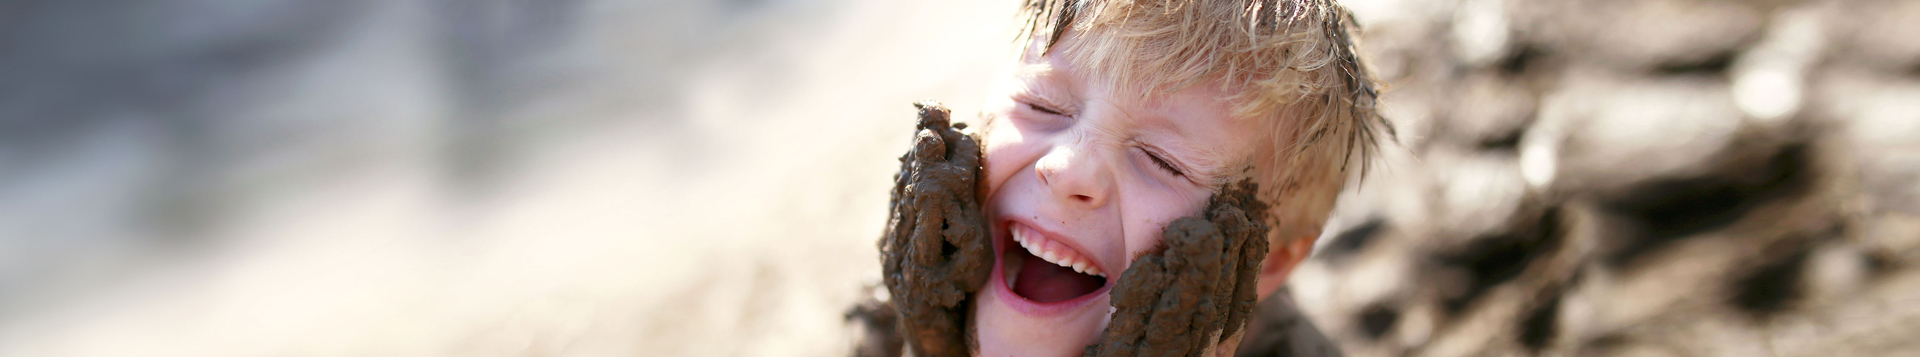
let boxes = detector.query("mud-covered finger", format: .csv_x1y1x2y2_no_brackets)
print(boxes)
879,101,991,357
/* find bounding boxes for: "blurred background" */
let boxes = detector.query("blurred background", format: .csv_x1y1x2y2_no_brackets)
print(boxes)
0,0,1913,356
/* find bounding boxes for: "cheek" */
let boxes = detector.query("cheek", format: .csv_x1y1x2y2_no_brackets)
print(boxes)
1116,184,1213,260
981,119,1044,198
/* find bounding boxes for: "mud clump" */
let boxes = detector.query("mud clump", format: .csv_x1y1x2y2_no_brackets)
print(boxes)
1086,180,1272,357
844,292,906,357
878,101,994,357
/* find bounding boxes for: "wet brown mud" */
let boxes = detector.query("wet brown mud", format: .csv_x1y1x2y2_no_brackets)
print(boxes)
878,101,994,357
1085,180,1272,357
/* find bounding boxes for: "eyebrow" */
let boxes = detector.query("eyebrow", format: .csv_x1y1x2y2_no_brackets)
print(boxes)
1012,61,1053,79
1009,62,1080,114
1137,101,1245,187
1157,136,1236,187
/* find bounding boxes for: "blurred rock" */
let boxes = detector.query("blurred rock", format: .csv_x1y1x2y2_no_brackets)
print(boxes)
1277,0,1920,355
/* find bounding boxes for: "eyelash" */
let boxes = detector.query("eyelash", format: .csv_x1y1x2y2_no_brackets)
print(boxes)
1027,102,1065,116
1143,148,1184,177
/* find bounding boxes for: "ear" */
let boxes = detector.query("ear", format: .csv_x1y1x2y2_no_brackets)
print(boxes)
1254,230,1319,302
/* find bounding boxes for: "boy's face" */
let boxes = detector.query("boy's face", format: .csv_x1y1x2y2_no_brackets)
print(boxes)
971,35,1265,356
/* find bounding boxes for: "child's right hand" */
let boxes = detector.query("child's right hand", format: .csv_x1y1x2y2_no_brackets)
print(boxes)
879,101,993,357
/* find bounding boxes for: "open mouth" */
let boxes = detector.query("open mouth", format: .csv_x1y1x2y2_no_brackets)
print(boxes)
1002,222,1110,303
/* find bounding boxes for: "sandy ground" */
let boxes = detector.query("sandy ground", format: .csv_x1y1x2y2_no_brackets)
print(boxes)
0,0,1021,355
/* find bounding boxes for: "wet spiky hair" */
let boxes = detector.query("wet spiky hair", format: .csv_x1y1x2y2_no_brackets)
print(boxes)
1019,0,1394,242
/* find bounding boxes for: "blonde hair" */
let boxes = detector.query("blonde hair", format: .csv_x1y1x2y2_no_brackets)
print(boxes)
1020,0,1393,242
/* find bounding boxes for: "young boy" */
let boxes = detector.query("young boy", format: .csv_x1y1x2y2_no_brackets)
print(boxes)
873,0,1389,355
973,0,1387,354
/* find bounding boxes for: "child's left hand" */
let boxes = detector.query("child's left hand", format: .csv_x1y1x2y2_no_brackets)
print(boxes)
1084,180,1271,357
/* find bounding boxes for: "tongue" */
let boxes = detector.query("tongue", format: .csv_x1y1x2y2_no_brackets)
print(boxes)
1011,248,1107,303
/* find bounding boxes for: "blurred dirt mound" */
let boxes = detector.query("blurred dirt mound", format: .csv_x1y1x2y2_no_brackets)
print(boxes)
1265,0,1920,356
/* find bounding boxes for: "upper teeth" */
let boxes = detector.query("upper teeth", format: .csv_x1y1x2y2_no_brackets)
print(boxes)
1012,225,1105,277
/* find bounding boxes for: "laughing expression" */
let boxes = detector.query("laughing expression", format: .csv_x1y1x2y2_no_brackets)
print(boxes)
970,35,1264,356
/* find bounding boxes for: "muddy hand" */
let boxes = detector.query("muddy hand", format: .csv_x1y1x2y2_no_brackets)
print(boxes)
1085,180,1271,357
879,101,995,357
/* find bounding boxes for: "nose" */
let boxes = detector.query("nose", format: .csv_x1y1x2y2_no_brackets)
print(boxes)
1035,144,1113,208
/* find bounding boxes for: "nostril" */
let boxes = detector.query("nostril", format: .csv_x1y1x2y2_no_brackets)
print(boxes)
1071,194,1093,203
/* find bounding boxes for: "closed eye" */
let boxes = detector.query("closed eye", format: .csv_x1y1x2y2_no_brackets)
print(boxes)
1142,148,1185,177
1027,102,1065,116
